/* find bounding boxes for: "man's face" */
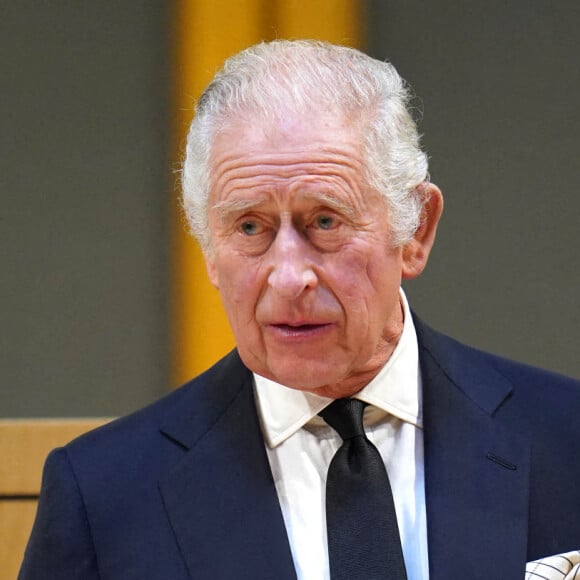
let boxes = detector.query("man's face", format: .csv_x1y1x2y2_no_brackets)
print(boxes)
204,113,409,398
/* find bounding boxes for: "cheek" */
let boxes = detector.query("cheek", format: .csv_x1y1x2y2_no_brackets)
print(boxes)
324,247,401,321
359,241,403,292
326,247,378,300
216,257,264,320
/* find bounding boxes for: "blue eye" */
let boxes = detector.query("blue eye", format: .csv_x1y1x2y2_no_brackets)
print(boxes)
316,215,334,230
240,221,259,235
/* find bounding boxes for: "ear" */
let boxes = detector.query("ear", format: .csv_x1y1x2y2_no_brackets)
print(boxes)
203,250,220,289
401,183,444,280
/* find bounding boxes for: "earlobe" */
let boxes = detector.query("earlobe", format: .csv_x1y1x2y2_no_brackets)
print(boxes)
401,183,444,280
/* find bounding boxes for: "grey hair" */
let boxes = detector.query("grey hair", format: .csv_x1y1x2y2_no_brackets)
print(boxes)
182,39,429,251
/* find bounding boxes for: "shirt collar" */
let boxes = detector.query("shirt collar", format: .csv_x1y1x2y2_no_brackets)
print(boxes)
254,289,422,448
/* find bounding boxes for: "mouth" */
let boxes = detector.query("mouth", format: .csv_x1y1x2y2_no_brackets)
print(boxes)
267,322,333,339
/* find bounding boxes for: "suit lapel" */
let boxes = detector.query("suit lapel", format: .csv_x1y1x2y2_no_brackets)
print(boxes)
158,351,297,580
416,320,531,579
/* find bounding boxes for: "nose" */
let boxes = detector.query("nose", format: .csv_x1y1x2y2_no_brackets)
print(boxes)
267,225,318,299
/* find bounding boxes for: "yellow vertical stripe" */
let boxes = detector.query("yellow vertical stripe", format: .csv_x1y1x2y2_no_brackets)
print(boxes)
172,0,265,386
172,0,364,387
274,0,363,47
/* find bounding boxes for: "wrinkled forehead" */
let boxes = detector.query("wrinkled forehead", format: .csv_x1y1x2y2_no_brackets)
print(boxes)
205,109,374,208
206,109,369,184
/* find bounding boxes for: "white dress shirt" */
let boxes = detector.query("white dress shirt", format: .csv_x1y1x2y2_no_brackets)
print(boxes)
254,290,429,580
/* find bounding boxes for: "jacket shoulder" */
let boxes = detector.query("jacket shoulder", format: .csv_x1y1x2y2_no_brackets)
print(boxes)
414,315,580,429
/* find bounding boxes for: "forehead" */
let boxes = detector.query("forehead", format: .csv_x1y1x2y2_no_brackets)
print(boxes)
214,109,364,154
208,111,369,202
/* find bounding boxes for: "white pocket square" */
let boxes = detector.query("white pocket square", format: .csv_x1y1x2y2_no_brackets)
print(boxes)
525,550,580,579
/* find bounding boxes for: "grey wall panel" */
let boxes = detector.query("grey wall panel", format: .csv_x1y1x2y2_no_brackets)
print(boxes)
366,1,580,378
2,2,171,416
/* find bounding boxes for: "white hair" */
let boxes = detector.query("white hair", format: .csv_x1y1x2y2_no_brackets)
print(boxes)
182,39,429,251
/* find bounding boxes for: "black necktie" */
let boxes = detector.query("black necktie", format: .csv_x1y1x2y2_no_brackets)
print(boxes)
320,398,407,580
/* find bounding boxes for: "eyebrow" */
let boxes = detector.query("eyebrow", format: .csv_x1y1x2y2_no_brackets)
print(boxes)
211,197,266,216
312,192,357,220
211,191,357,221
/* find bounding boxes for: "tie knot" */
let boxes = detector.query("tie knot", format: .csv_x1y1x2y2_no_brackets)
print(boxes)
319,398,366,440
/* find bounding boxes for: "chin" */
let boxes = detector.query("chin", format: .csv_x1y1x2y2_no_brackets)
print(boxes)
267,363,344,392
241,348,347,391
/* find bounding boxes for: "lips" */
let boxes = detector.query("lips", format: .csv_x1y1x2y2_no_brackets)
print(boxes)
267,322,334,339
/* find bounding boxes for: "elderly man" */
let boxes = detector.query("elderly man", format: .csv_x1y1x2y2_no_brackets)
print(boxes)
20,40,580,580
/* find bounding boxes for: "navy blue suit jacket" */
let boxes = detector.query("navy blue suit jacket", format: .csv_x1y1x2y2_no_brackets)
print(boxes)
20,318,580,579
